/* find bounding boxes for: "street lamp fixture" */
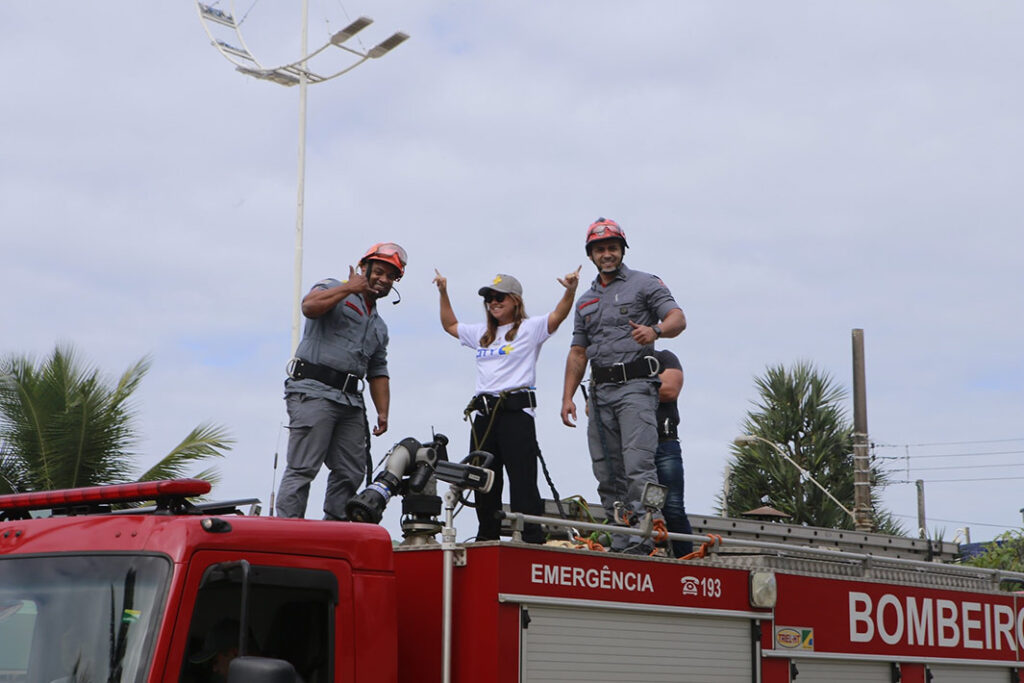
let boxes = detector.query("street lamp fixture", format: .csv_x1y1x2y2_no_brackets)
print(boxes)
236,67,301,87
369,32,411,58
331,17,374,46
732,434,856,523
196,3,409,353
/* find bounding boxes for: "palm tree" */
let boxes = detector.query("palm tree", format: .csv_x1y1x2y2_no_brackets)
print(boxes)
0,345,232,494
720,361,902,533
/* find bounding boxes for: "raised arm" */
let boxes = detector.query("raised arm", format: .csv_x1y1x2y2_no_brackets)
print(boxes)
659,308,687,338
432,269,459,338
629,308,687,346
301,266,365,318
548,265,582,334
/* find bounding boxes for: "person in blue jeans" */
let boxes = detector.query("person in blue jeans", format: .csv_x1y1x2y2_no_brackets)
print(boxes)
654,348,693,557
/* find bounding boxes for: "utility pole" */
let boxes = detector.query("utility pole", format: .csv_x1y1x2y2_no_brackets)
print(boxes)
851,329,873,531
916,479,927,539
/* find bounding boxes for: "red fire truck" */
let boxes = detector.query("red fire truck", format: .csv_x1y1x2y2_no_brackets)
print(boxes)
0,478,1020,683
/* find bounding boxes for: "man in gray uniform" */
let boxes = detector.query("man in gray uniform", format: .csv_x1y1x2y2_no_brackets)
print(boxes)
561,219,685,553
276,242,407,520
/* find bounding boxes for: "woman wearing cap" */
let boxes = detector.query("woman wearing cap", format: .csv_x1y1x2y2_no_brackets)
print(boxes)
433,266,581,544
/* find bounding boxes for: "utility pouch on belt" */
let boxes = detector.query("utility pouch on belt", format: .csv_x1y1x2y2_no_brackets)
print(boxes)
591,355,661,384
287,358,364,395
658,417,679,441
468,390,537,415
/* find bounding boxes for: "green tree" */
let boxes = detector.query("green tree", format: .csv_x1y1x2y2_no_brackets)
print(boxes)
719,361,903,533
0,345,232,494
962,530,1024,575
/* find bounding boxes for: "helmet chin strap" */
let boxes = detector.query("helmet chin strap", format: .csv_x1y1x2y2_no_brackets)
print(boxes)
391,285,401,305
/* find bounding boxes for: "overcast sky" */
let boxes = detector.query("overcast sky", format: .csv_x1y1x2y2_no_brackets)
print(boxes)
2,2,1022,543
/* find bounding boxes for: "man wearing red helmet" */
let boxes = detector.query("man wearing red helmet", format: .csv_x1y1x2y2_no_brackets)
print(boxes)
277,242,407,520
561,219,686,554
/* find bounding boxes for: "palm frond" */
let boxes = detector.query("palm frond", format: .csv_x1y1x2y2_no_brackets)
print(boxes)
1,345,231,494
137,422,233,482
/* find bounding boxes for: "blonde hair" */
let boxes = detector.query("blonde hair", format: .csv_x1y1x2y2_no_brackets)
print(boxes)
479,294,527,347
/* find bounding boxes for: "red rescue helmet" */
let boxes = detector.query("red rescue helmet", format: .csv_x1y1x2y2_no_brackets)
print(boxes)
359,242,407,280
585,217,628,254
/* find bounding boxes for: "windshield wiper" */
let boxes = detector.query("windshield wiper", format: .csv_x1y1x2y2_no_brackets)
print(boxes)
107,567,136,683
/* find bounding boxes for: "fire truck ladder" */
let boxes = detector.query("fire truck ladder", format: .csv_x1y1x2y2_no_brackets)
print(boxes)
500,510,1024,591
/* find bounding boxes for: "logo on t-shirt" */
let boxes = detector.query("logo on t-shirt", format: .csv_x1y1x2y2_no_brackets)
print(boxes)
476,344,514,358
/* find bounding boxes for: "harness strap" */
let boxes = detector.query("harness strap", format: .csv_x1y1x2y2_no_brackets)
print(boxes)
464,386,535,450
360,409,373,488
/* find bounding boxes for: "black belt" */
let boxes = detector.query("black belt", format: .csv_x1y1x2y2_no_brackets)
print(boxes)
591,356,661,384
287,359,363,395
468,390,536,415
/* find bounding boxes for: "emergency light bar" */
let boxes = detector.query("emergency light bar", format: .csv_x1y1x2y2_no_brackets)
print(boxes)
0,479,211,516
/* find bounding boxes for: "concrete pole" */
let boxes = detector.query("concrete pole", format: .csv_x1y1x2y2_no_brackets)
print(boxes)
916,479,927,539
851,329,873,531
722,463,732,516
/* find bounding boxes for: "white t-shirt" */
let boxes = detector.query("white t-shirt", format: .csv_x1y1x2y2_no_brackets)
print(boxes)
457,315,552,396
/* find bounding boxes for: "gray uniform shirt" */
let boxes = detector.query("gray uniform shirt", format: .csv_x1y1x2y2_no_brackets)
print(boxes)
285,277,389,408
570,264,679,369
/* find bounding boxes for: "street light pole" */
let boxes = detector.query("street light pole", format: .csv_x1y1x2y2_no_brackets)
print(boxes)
293,0,310,354
195,4,409,353
733,434,856,524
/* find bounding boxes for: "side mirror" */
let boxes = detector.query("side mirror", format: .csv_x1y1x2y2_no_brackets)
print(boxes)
228,656,299,683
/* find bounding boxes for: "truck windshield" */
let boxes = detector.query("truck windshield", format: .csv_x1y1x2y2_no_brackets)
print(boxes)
0,554,169,683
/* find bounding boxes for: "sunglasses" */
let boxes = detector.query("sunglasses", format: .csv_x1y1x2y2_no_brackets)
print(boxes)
483,293,507,304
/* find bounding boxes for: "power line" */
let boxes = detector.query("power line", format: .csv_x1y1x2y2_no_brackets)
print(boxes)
873,437,1024,448
889,475,1024,484
888,512,1017,530
877,449,1024,461
891,462,1024,473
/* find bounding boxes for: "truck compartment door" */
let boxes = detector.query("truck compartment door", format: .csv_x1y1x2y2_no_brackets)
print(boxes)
520,604,754,682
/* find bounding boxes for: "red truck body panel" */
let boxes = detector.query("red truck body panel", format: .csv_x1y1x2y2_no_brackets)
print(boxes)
2,492,1022,683
394,542,767,682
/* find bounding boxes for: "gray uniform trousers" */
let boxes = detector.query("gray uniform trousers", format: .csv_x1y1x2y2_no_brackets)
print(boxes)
276,393,367,520
586,380,662,531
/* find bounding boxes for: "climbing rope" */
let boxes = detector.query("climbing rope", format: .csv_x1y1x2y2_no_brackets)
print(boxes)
681,533,723,561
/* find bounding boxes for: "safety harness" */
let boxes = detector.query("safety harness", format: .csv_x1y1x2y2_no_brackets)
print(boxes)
462,387,568,522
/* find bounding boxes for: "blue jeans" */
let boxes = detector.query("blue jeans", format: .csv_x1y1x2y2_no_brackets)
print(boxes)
655,439,693,556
